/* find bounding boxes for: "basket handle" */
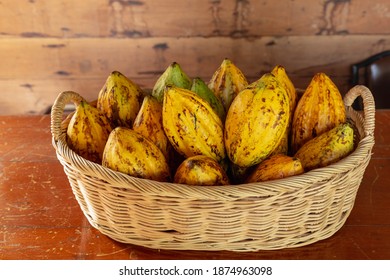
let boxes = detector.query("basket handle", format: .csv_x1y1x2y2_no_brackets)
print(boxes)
343,85,375,137
50,91,86,141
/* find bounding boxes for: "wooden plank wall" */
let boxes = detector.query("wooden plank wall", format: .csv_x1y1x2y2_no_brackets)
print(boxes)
1,0,390,114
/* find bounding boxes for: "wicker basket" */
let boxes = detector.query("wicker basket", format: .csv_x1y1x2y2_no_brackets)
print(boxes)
51,85,375,252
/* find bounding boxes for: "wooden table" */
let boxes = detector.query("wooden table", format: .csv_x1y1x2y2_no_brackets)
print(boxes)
0,112,389,260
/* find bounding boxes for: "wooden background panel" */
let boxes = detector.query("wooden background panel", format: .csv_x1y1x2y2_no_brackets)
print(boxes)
2,35,390,80
1,0,390,114
1,35,390,114
1,0,389,38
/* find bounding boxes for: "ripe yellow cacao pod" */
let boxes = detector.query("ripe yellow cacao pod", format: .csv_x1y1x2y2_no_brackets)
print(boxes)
97,71,144,128
102,127,171,182
248,66,296,156
271,65,297,115
245,154,304,183
208,58,248,111
294,122,355,171
271,65,298,155
133,95,173,163
224,73,290,168
66,100,112,164
291,72,346,153
162,85,226,162
173,155,230,186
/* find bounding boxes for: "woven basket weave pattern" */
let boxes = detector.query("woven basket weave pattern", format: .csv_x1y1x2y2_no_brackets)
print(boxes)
51,85,375,251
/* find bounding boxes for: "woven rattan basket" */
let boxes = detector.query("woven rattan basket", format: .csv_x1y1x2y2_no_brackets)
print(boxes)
51,85,375,252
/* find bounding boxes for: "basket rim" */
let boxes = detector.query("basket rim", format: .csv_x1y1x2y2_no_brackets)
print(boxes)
50,85,376,199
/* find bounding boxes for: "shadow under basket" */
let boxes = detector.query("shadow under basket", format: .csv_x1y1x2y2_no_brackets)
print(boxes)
50,85,375,252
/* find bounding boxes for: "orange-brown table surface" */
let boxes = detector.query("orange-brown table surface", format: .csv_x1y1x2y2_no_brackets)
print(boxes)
1,112,389,260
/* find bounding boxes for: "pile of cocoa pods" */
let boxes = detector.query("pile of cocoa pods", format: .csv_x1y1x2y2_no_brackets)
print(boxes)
65,59,356,185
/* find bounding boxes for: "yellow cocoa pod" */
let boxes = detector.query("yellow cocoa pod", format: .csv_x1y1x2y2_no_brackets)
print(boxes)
173,155,230,186
67,100,112,164
294,122,355,171
291,72,346,153
271,65,297,115
97,71,144,128
208,58,248,111
162,85,226,162
133,95,173,162
224,73,290,168
248,66,296,156
272,65,298,154
102,127,171,182
245,154,304,183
